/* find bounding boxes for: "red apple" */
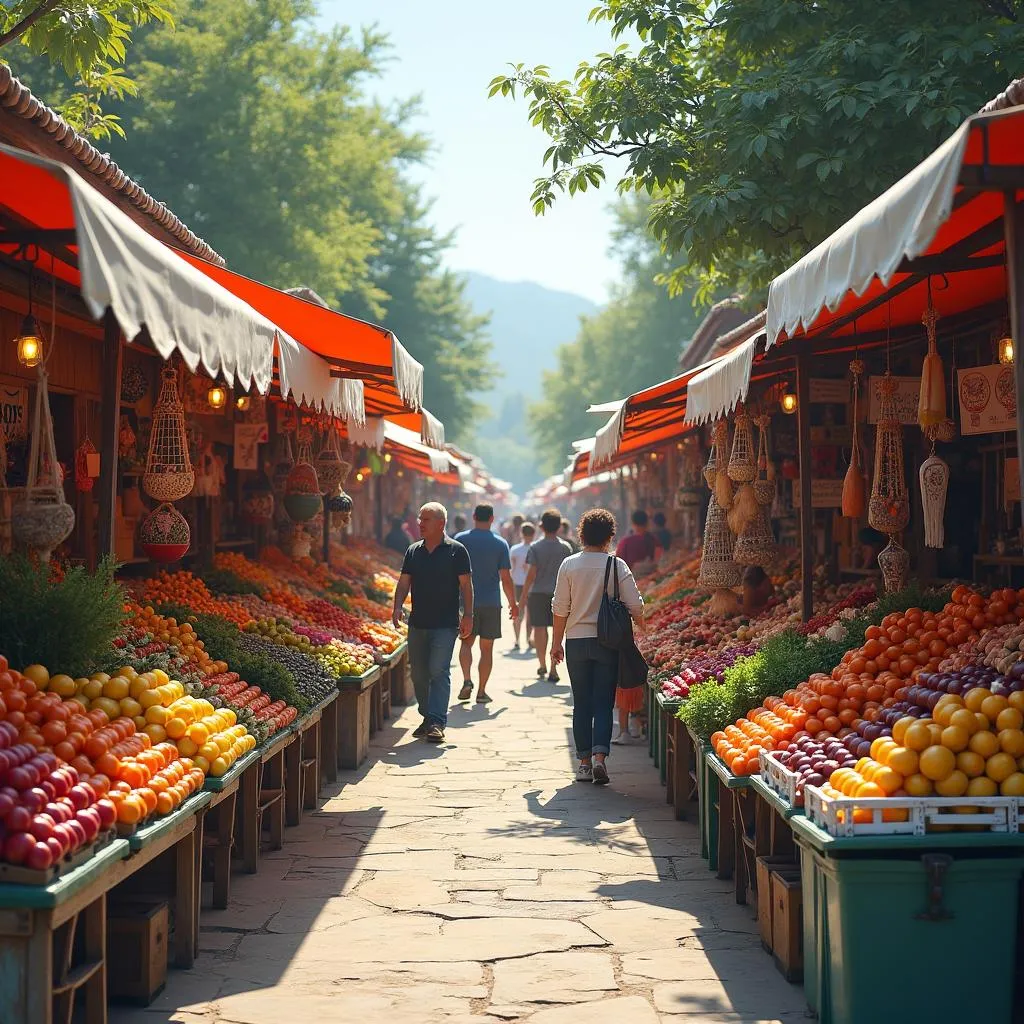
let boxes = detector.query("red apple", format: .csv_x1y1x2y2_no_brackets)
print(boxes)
44,836,64,863
67,785,92,812
48,771,70,799
75,808,101,842
94,799,116,829
25,840,53,871
3,831,34,864
28,814,55,843
65,819,87,850
22,788,48,814
7,766,32,791
7,805,31,833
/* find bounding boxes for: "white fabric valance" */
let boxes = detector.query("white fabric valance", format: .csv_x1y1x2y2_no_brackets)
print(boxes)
591,405,627,468
684,336,759,425
277,338,366,423
390,335,424,411
384,420,451,475
420,408,445,449
349,416,386,452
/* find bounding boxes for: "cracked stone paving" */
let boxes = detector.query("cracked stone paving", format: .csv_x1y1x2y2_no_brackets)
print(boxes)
112,633,806,1023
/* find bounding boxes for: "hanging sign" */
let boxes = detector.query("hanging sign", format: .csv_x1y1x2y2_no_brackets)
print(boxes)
867,376,920,425
957,364,1015,435
233,424,268,470
0,386,28,438
792,478,844,508
809,378,849,404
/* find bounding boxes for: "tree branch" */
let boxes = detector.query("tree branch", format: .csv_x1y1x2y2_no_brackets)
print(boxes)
0,0,64,48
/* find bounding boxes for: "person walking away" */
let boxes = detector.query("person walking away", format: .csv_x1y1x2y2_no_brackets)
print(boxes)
652,512,672,552
384,516,411,555
392,503,473,744
455,505,517,702
509,521,535,651
519,508,573,682
450,514,467,538
550,508,644,785
616,509,658,573
509,514,524,546
560,518,580,553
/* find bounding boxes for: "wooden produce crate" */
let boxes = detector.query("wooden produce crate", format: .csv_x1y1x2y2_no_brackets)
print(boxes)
320,689,341,787
770,867,803,982
337,666,381,770
664,706,694,820
106,900,168,1004
0,838,130,1024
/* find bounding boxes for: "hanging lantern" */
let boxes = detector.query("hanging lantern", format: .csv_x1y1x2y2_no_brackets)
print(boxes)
917,303,946,428
998,334,1014,366
780,390,797,415
314,434,350,493
919,452,949,548
14,313,43,367
236,395,251,412
12,365,75,562
207,384,227,410
878,538,910,594
140,502,191,562
752,415,776,506
74,439,99,493
143,368,195,502
120,364,148,405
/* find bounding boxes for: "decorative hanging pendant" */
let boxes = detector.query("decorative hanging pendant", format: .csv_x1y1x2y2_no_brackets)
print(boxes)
842,359,866,519
143,368,194,502
734,504,776,568
917,303,947,429
727,406,756,482
284,440,321,522
753,414,776,507
919,452,949,548
868,373,910,534
878,537,910,593
699,493,740,590
711,420,733,509
140,502,191,562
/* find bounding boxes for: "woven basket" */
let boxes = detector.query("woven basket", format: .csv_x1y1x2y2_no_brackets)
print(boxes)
734,505,776,568
727,408,756,482
868,373,910,534
140,502,191,563
878,537,910,593
143,368,194,502
699,493,740,588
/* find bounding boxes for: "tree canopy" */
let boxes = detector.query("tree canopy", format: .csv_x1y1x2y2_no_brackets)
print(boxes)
529,197,705,475
491,0,1023,301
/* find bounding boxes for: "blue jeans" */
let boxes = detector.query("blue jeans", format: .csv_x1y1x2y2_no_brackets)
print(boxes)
565,637,618,757
408,626,459,728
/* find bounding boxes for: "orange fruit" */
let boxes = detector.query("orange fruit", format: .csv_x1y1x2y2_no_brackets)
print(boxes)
967,776,998,797
891,717,915,745
999,728,1024,757
940,725,970,753
964,687,990,713
1009,691,1024,713
934,770,969,797
956,750,986,778
997,707,1024,732
919,745,956,781
981,694,1010,723
999,772,1024,796
969,730,1000,758
873,767,903,795
948,708,980,734
870,737,896,762
985,752,1018,783
904,773,934,797
904,722,933,752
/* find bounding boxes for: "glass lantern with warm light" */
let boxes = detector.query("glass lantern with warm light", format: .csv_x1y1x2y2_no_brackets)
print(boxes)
780,391,798,415
207,384,227,410
15,314,43,367
998,335,1014,365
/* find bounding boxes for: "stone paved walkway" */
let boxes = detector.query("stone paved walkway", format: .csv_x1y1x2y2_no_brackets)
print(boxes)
113,631,807,1023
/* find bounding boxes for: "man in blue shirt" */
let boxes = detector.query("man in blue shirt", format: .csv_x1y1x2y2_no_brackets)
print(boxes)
456,504,517,703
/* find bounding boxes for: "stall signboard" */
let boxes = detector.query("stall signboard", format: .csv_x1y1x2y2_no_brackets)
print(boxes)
867,376,920,424
957,364,1016,436
792,478,843,508
0,386,27,438
233,424,268,470
809,378,849,404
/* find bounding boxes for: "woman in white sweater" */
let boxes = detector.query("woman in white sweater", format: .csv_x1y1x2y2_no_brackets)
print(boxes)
550,508,644,785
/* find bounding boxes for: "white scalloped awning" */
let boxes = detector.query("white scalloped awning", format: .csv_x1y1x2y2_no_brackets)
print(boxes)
348,416,386,451
684,336,760,425
277,340,365,423
384,420,451,475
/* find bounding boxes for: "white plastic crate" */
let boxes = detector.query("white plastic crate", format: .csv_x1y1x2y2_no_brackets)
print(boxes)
804,785,1018,838
758,749,802,807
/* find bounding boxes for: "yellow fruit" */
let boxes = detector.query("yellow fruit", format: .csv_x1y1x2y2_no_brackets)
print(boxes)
193,755,210,775
996,707,1024,732
102,677,129,700
165,717,188,740
210,757,228,777
904,722,933,752
143,724,168,744
21,664,50,688
92,697,121,720
981,694,1010,723
948,708,980,735
999,772,1024,796
969,730,1000,758
177,737,199,757
132,715,148,732
999,729,1024,757
966,776,998,797
48,674,76,698
138,689,163,709
874,767,903,795
215,734,232,754
89,672,111,684
199,742,221,761
1009,691,1024,713
956,750,986,778
870,738,895,761
187,723,210,746
940,725,969,753
891,717,915,745
919,745,956,781
69,694,90,710
119,698,143,719
904,773,934,796
887,747,919,777
985,752,1018,783
151,669,170,685
114,666,137,682
145,706,170,726
964,687,990,712
934,770,969,797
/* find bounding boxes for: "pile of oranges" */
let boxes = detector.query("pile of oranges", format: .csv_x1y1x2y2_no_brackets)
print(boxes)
140,571,251,628
126,602,229,678
712,589,1015,777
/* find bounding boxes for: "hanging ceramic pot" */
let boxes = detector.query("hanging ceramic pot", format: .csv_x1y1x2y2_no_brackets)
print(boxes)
284,455,321,522
140,502,190,562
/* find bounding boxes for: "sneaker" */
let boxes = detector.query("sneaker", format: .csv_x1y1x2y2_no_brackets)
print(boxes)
592,760,610,785
412,720,429,738
425,725,445,744
457,682,473,701
611,732,638,746
628,713,643,738
575,762,593,782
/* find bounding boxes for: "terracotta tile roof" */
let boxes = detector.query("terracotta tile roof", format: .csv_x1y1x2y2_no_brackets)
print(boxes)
0,64,223,265
679,296,752,370
981,77,1023,113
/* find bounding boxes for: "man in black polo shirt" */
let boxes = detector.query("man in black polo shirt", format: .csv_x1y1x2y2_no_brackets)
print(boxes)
392,502,473,744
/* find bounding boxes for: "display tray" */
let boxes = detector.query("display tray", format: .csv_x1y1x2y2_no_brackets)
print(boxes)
0,829,118,886
203,747,261,793
705,751,753,790
749,773,804,821
336,665,382,691
0,837,130,908
125,790,214,851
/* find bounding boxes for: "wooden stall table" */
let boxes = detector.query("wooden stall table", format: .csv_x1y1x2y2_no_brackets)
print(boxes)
106,791,213,971
320,688,341,786
236,727,294,875
337,666,381,770
201,747,260,909
285,693,335,825
0,838,130,1024
388,644,413,707
705,750,755,900
664,704,696,820
379,642,407,720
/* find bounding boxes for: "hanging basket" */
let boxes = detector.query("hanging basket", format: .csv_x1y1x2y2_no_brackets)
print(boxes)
699,493,740,589
752,415,776,506
868,374,910,534
315,432,351,493
140,502,191,562
878,538,910,594
120,364,149,405
734,505,776,568
727,407,756,482
143,368,194,502
12,366,75,562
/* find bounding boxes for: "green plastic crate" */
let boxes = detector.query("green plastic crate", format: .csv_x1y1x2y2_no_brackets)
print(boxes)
809,849,1024,1024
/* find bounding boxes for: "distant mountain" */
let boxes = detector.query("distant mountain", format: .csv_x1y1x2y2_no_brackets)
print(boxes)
460,272,599,495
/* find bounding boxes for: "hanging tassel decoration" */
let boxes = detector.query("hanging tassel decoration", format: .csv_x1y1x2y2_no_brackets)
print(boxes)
917,302,946,428
842,359,866,518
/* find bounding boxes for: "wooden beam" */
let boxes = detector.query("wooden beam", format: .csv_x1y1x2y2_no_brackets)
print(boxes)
796,351,814,622
97,310,123,560
1007,196,1024,536
896,252,1005,276
958,165,1024,189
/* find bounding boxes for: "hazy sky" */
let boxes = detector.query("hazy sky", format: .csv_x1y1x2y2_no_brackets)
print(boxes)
318,1,631,304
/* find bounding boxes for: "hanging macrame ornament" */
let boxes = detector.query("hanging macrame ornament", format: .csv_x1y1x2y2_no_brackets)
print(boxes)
917,302,946,429
842,359,867,518
140,502,191,562
711,420,733,509
868,374,910,534
919,450,949,548
315,431,351,494
327,490,353,529
13,366,75,562
753,415,776,506
878,537,910,594
284,441,321,522
699,492,740,592
734,504,776,568
143,368,194,502
75,438,99,493
727,406,756,482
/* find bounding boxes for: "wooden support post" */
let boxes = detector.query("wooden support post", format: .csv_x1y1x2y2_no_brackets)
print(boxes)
322,492,331,567
796,352,814,621
96,310,122,559
1007,195,1024,538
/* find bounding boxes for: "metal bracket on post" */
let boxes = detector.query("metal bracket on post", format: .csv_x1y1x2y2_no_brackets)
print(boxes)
915,853,954,922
